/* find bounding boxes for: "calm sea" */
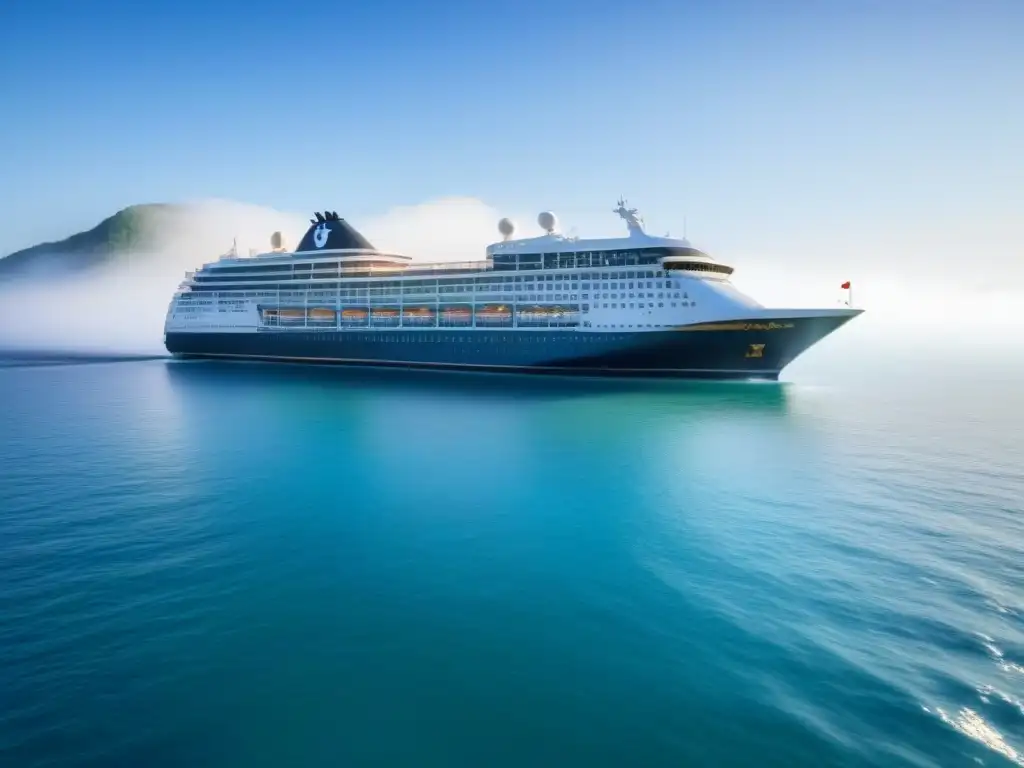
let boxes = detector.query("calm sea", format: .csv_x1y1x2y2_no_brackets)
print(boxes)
1,350,1021,767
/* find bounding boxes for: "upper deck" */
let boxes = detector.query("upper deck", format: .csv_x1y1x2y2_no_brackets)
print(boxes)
183,199,733,289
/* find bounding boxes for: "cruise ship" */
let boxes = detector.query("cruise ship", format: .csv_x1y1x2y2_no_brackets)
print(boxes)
163,201,861,379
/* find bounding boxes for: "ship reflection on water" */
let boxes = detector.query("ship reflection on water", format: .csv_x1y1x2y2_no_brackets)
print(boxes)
162,358,792,412
159,358,796,532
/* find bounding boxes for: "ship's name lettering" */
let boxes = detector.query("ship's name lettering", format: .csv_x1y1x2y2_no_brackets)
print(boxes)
741,322,794,331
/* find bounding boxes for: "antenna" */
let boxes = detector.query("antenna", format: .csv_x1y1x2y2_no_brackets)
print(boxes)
683,216,687,239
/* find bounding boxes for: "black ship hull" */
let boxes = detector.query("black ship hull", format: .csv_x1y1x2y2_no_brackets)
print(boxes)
165,313,857,380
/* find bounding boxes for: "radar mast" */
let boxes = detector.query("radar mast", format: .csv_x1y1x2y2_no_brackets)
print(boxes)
613,198,645,235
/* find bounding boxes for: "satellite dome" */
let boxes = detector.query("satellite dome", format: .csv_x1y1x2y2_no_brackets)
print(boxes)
270,231,284,250
538,211,558,234
498,218,516,239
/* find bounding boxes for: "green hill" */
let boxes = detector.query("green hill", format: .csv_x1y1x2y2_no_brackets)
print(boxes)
0,203,180,279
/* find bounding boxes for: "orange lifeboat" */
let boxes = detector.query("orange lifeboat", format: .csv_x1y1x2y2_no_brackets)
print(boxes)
403,306,436,324
308,308,336,321
475,304,512,321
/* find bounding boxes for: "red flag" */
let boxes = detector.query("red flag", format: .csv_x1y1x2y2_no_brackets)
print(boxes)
841,281,851,290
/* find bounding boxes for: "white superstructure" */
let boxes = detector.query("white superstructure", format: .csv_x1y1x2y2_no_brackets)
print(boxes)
165,200,840,335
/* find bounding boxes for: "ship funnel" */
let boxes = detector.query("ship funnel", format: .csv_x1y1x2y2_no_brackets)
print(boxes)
294,211,376,253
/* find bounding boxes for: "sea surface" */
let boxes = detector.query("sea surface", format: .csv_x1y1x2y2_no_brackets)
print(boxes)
1,349,1022,767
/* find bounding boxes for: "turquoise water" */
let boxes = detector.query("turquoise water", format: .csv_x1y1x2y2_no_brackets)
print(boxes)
1,354,1022,767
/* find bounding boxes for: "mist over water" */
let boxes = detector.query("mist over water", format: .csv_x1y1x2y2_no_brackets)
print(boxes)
0,198,511,356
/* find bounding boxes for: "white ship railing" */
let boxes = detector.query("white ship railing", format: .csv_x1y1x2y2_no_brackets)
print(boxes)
383,260,492,274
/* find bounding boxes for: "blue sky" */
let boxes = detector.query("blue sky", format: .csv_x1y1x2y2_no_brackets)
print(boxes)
0,0,1021,263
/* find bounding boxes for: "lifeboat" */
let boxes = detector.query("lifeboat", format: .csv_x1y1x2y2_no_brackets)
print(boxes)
308,307,336,322
440,305,472,325
475,304,512,322
517,304,547,316
517,305,551,324
371,307,400,326
341,308,368,319
279,308,305,321
403,306,436,324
